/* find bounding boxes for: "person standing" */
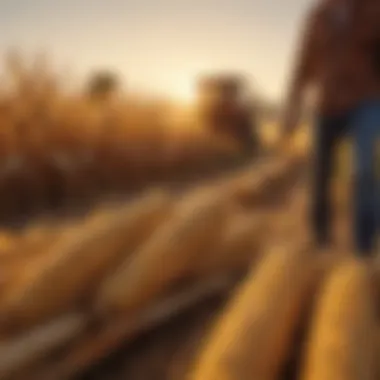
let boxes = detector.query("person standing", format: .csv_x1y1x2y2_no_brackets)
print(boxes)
280,0,380,255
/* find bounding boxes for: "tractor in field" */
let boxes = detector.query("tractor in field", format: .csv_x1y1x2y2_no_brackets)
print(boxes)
195,74,259,156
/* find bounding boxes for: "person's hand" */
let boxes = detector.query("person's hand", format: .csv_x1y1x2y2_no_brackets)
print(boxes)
278,97,301,147
274,112,298,159
280,100,300,137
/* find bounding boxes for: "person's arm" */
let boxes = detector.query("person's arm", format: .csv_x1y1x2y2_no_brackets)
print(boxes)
362,3,380,79
280,7,320,139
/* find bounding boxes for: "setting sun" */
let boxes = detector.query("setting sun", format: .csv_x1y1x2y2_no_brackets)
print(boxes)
172,79,196,104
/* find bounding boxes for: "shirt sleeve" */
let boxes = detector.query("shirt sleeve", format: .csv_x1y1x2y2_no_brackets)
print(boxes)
287,6,321,96
357,2,380,41
357,2,380,76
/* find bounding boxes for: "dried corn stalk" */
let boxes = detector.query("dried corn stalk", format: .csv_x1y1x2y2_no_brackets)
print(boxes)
0,189,172,334
96,189,232,314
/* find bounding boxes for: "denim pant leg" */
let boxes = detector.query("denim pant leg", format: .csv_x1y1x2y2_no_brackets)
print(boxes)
310,114,348,248
351,101,380,255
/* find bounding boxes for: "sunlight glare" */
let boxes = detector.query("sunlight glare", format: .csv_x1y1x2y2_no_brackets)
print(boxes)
171,78,196,104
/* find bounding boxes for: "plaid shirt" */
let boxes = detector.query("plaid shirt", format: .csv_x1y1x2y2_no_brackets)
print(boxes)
291,0,380,115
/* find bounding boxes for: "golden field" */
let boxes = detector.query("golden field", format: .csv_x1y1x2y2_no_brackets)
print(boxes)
0,53,253,225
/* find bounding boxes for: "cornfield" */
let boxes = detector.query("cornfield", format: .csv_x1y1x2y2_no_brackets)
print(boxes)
0,52,247,225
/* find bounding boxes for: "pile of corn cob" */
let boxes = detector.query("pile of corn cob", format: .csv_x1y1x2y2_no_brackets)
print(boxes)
1,155,375,380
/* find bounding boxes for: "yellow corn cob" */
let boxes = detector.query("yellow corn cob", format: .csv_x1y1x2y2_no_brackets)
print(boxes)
0,232,61,303
300,259,376,380
191,244,318,380
0,189,172,333
193,212,267,276
368,263,380,319
0,232,17,255
96,189,231,314
221,158,299,208
376,328,380,379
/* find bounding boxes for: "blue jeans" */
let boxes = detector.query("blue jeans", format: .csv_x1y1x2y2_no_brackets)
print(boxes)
312,101,380,255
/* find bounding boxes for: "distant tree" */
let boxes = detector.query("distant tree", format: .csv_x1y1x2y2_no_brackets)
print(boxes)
86,70,120,101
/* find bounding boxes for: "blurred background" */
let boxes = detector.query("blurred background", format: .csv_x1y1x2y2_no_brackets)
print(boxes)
0,0,320,226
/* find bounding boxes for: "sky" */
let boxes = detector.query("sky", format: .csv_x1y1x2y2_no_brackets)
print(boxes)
0,0,312,102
